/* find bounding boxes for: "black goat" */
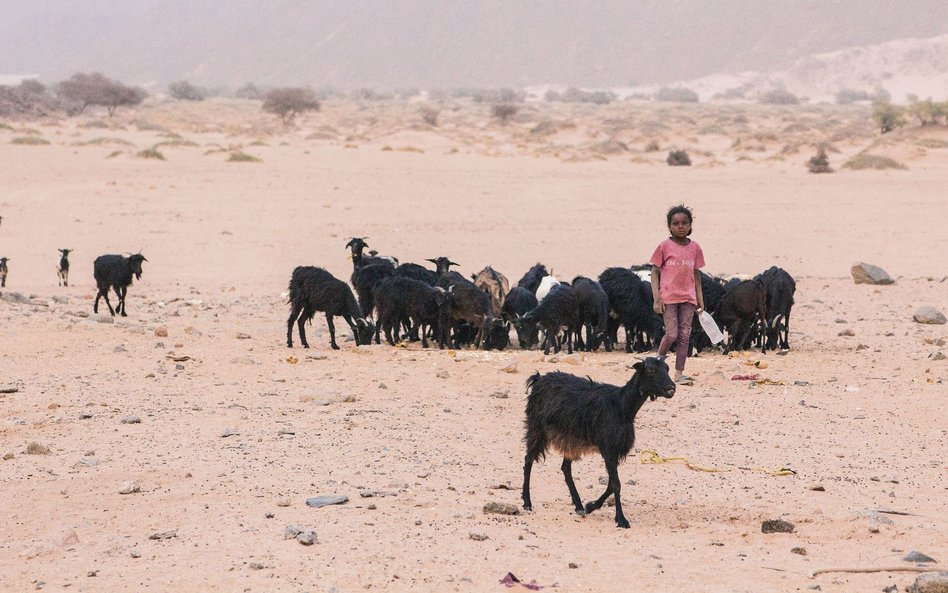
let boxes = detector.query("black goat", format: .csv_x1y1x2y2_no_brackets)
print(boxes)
522,358,676,528
57,249,72,287
426,257,458,276
373,277,452,348
517,283,579,355
286,266,373,350
394,262,439,286
93,253,146,317
755,266,796,350
716,279,768,353
0,257,8,287
436,272,497,349
351,263,395,324
502,287,539,349
571,276,612,352
688,272,727,355
599,267,662,353
345,237,397,271
516,263,550,294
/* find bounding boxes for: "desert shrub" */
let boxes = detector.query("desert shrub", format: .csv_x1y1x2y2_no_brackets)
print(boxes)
758,88,800,105
915,137,948,148
872,100,905,134
105,150,122,158
835,88,872,104
154,138,198,148
228,151,261,162
712,86,747,100
806,146,832,173
843,153,906,170
666,150,691,166
0,79,79,118
644,139,661,152
491,103,519,123
235,83,263,100
11,136,49,145
168,80,206,101
654,87,699,103
419,105,439,126
549,87,616,104
352,88,394,101
906,97,946,126
0,122,14,131
136,147,165,160
544,89,561,102
57,72,146,116
457,88,524,103
262,87,321,124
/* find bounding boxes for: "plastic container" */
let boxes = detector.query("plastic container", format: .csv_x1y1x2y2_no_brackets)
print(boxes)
698,310,724,345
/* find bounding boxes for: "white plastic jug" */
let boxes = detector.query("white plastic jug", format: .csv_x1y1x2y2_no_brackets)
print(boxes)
698,310,724,345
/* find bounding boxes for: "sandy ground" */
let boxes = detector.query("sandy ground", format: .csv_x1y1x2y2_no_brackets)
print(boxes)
0,99,946,592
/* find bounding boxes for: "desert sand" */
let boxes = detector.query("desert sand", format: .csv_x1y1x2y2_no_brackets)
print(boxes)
0,98,946,592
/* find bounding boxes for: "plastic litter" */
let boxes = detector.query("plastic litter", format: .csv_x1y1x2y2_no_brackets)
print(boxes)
698,310,724,344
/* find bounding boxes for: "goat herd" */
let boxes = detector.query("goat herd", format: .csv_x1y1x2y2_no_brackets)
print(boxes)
287,237,797,357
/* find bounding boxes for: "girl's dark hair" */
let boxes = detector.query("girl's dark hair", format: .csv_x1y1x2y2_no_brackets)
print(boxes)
666,204,693,236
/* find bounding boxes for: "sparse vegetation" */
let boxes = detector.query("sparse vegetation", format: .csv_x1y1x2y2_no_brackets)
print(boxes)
235,83,263,100
654,87,699,103
666,150,691,166
491,103,519,124
644,140,661,152
57,72,146,116
906,97,946,126
419,105,440,126
758,88,800,105
136,147,166,160
227,151,261,162
262,87,321,124
546,88,616,104
843,153,906,170
806,146,832,173
11,136,49,145
872,100,905,134
168,80,206,101
106,150,122,158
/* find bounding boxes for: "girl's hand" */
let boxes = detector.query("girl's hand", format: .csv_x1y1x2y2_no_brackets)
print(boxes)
696,305,704,314
653,299,665,315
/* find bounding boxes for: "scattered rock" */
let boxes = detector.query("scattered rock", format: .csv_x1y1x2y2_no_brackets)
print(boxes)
791,547,807,556
130,548,141,558
490,390,509,399
119,481,141,494
219,428,238,438
26,442,50,455
914,306,947,325
850,262,894,285
249,562,264,570
838,329,855,337
0,384,19,394
883,585,898,593
808,483,825,492
0,292,32,304
904,550,937,563
469,532,488,541
568,562,579,569
305,495,348,508
154,326,168,337
908,572,948,593
855,343,869,351
808,586,821,591
3,452,13,460
79,413,93,419
277,498,291,507
121,415,141,424
148,530,177,540
284,525,304,539
931,352,947,361
500,362,518,374
174,363,185,371
483,502,520,515
235,332,251,339
297,530,317,545
861,510,895,525
761,519,795,533
61,529,79,545
436,370,450,379
378,382,387,390
94,314,114,324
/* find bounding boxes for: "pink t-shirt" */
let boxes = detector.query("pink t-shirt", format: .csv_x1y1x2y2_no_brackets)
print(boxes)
649,238,705,305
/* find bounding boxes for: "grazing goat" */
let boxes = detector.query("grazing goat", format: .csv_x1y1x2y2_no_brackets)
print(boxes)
57,249,72,287
394,262,439,286
472,266,509,317
717,279,768,353
517,263,550,294
688,272,727,355
436,272,498,349
502,287,540,349
599,267,663,353
535,274,563,301
345,237,397,271
0,257,8,287
571,276,612,352
516,283,579,355
426,257,458,276
286,266,373,349
351,263,395,324
93,253,146,316
755,266,796,350
522,358,676,528
373,277,452,348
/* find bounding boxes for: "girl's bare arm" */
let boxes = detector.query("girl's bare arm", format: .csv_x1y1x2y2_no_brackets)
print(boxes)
651,266,664,314
694,269,704,312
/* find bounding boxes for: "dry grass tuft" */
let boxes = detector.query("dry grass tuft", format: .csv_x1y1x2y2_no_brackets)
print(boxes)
843,153,907,170
11,136,49,145
136,147,166,160
26,442,50,455
227,150,261,162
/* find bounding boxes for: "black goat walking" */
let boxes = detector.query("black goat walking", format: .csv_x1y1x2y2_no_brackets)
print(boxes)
93,253,147,316
571,276,612,352
522,358,676,528
57,249,72,287
717,279,768,353
286,266,373,350
517,283,579,355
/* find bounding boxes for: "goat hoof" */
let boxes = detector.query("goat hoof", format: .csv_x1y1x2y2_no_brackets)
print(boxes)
331,344,340,350
616,518,630,529
575,508,587,517
523,504,532,512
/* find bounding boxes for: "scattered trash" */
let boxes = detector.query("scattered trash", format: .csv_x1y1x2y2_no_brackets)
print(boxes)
500,572,550,590
305,495,348,508
731,374,759,381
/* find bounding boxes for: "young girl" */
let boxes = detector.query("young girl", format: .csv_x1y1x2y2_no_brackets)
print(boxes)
649,205,705,382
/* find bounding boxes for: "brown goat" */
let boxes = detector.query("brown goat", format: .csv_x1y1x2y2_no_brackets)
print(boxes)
472,265,509,316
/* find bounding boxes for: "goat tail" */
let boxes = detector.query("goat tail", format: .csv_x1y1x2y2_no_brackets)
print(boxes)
287,266,305,306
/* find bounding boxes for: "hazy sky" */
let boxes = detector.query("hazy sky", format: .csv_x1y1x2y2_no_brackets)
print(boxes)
2,0,946,88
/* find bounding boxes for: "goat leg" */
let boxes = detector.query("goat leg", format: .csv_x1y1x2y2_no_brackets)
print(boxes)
326,313,339,350
342,314,360,346
606,459,629,528
560,458,586,516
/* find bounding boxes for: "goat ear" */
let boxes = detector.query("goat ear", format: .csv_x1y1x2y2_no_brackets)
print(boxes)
449,261,459,266
632,360,645,371
425,258,437,264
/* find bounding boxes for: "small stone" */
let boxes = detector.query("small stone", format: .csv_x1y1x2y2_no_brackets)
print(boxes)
908,572,948,593
113,345,127,353
79,413,93,419
868,525,880,533
378,383,387,390
490,390,509,399
219,428,238,438
87,570,98,577
568,562,579,569
436,370,449,379
838,329,855,337
154,326,168,337
130,549,141,558
855,343,869,351
913,306,947,325
500,362,518,374
469,532,488,541
297,530,317,545
121,415,141,424
851,262,894,285
791,547,807,556
305,494,348,508
284,524,303,539
808,586,821,591
148,530,177,540
249,562,264,570
930,352,946,361
0,383,19,393
61,529,79,545
414,519,422,526
761,519,795,533
236,332,251,339
3,453,13,460
483,502,520,515
834,318,847,323
119,481,141,494
175,363,185,371
95,314,114,324
904,550,937,563
277,498,291,507
367,503,377,510
809,483,825,491
861,510,894,525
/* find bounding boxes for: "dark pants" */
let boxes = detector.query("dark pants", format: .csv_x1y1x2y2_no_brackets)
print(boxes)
658,303,695,372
